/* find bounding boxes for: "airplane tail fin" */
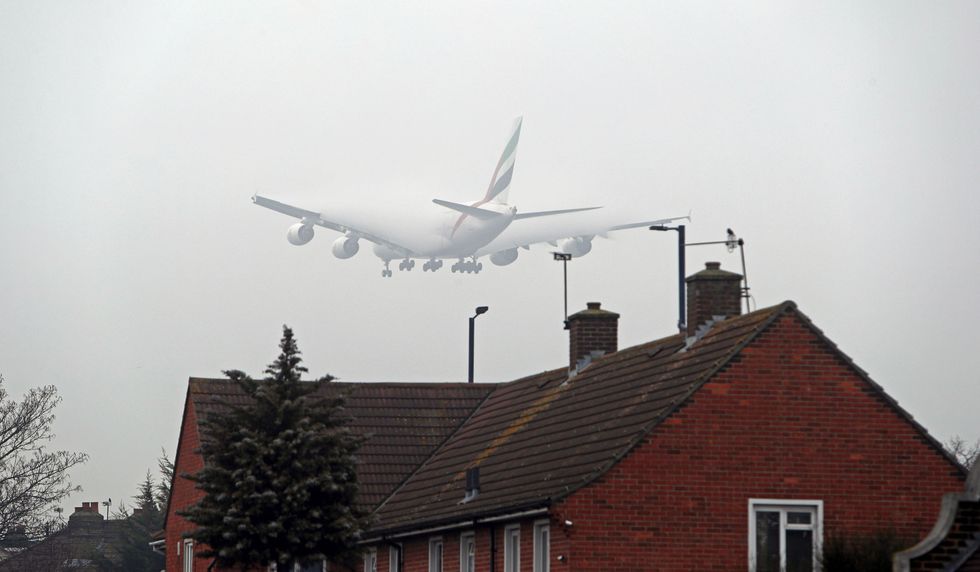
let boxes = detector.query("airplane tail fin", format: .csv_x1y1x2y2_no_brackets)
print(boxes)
483,117,522,205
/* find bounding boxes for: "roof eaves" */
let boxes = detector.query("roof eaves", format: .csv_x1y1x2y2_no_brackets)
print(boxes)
369,499,552,539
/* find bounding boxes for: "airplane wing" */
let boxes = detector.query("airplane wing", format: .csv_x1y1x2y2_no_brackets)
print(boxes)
252,194,419,255
476,213,691,255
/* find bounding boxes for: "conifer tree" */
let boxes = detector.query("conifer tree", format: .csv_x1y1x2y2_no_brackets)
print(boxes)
181,326,365,571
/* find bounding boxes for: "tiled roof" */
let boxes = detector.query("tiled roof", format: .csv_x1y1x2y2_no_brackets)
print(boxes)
371,302,789,532
188,380,496,509
0,514,129,571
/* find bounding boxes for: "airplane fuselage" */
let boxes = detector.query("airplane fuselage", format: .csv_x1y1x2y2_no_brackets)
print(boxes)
371,202,517,260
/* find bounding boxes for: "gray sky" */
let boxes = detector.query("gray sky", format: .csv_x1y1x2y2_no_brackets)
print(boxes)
1,1,978,514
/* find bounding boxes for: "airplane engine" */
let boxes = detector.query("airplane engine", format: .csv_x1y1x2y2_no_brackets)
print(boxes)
331,236,360,259
558,236,593,257
490,248,519,266
287,223,314,246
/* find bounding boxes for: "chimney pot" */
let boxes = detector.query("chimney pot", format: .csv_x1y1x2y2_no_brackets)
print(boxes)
586,302,601,310
705,261,721,270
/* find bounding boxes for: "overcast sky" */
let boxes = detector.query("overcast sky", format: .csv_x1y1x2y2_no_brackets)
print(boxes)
1,1,978,515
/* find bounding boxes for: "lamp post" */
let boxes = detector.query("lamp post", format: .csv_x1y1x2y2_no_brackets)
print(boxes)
552,252,572,329
468,306,489,383
650,224,686,333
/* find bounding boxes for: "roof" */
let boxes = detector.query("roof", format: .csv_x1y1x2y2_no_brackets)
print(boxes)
371,302,786,532
0,514,128,571
187,379,496,509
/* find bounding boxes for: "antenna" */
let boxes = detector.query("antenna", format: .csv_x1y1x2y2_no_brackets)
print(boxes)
684,228,752,313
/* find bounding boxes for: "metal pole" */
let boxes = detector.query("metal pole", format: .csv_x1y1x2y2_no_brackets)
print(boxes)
563,257,569,328
738,238,750,313
678,224,686,333
468,316,475,383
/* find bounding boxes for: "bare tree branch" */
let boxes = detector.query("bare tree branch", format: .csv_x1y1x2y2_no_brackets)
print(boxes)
945,435,980,471
0,375,87,539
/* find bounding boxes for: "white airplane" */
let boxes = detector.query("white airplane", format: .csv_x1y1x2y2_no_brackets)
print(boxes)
253,118,689,277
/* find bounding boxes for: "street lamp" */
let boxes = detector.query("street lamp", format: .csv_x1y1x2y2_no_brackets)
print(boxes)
552,252,572,329
468,306,489,383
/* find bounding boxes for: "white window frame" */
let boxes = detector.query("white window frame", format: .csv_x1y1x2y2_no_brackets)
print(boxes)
389,543,402,572
504,524,521,572
460,531,476,572
748,498,823,572
532,520,550,572
428,536,444,572
363,547,377,572
182,539,194,572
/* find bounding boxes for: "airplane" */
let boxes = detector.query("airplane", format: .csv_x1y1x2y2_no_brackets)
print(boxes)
252,117,689,277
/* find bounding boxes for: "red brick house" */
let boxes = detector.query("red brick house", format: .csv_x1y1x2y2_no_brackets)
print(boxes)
164,263,967,571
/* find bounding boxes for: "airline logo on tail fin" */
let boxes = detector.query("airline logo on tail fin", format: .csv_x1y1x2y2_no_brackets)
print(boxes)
484,116,522,204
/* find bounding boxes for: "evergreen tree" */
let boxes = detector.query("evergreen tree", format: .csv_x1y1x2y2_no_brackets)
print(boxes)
180,326,365,571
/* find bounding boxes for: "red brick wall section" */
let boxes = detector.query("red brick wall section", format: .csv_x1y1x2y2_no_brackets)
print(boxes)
553,312,965,571
364,515,564,572
166,395,209,572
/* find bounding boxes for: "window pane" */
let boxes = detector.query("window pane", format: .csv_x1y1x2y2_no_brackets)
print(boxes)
787,512,811,525
755,511,780,572
786,530,813,572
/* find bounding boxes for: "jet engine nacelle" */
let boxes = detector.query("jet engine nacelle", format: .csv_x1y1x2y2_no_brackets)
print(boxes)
331,236,360,259
558,236,593,257
287,223,314,246
490,248,519,266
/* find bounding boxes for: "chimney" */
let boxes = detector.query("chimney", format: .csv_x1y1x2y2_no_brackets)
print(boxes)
685,261,742,337
567,302,619,370
69,501,104,524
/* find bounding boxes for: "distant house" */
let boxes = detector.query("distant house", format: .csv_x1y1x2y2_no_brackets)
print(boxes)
164,262,967,571
894,461,980,570
0,503,125,571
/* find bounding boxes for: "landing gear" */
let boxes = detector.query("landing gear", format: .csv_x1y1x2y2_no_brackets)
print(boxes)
398,258,416,272
422,259,443,272
381,260,393,278
450,258,483,274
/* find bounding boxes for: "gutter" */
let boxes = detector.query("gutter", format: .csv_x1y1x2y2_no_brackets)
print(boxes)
361,506,548,544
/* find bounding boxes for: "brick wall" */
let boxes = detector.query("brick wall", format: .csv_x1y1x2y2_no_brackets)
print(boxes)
909,500,980,571
166,394,207,572
553,311,964,571
364,515,565,572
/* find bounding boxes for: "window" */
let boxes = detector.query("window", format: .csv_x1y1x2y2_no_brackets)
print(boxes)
504,525,521,572
389,544,402,572
428,537,444,572
749,499,822,572
460,532,476,572
364,548,377,572
533,521,549,572
182,539,194,572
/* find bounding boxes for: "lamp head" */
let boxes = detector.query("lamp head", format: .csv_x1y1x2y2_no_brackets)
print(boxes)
474,306,489,316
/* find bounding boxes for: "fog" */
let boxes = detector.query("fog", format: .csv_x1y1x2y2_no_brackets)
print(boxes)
1,1,978,513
